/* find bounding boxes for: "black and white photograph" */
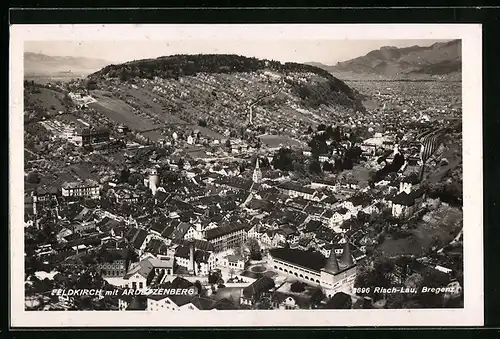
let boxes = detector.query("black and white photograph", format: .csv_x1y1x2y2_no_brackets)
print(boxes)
9,24,483,327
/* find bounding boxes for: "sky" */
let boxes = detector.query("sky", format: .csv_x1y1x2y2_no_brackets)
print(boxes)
24,39,452,65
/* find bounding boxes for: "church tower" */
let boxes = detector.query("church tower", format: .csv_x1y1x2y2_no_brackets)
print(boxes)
252,158,262,184
339,241,354,267
324,248,340,274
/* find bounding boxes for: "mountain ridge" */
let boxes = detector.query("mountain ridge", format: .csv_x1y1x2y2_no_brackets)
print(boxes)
24,52,111,76
307,40,461,80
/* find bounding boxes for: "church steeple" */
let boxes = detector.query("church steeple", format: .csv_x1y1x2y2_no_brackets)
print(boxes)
340,240,354,267
252,158,262,184
324,248,340,274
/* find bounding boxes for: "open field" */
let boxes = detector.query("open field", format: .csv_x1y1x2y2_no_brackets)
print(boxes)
259,134,306,149
88,98,158,131
25,87,66,113
379,205,462,257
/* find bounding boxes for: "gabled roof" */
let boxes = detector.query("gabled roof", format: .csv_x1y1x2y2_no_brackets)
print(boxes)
124,258,154,279
132,229,148,249
174,246,211,263
170,222,193,240
391,187,426,206
172,238,214,252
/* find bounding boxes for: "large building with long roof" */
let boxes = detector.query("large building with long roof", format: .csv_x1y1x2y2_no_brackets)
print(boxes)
268,241,357,297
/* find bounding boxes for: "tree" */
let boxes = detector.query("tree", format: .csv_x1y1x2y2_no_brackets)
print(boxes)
198,118,207,127
325,292,352,309
208,270,222,284
119,69,129,82
309,159,322,174
26,172,41,184
317,124,326,131
307,126,314,134
128,173,142,186
272,148,295,172
325,125,335,138
405,273,424,290
194,280,203,295
246,238,262,260
119,168,130,183
225,139,231,148
290,281,305,293
323,161,334,172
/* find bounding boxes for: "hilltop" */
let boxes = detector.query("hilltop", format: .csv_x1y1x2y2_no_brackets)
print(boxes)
89,54,361,107
24,52,111,77
81,54,365,139
309,40,461,80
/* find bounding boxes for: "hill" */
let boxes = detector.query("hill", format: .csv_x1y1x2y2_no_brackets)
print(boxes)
83,54,365,138
24,52,111,77
309,40,461,80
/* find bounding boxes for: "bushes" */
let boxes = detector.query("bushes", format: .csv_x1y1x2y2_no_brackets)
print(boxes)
26,172,41,184
290,281,305,293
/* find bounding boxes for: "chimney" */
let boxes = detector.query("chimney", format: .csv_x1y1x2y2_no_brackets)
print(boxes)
324,248,340,274
340,241,354,267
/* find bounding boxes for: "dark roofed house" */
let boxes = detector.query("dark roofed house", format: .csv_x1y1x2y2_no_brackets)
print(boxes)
173,238,215,252
269,248,327,272
170,222,194,241
213,298,240,310
240,276,275,307
296,237,314,251
278,181,317,200
391,187,426,219
205,222,247,253
131,229,148,253
150,221,168,236
304,219,323,233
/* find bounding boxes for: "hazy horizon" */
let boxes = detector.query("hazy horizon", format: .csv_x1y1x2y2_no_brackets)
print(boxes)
25,39,453,66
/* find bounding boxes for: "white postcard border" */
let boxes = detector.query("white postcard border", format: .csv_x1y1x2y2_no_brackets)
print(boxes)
10,23,483,327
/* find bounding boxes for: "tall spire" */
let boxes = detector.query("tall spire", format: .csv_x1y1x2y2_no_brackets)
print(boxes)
340,241,354,267
324,248,340,274
252,158,262,184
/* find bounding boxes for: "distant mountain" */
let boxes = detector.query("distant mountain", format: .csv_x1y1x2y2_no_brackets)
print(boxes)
308,40,461,79
24,52,111,77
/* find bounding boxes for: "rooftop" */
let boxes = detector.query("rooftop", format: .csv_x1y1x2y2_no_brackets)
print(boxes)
269,248,327,272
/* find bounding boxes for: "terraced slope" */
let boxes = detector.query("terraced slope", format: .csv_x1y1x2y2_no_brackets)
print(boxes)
86,54,364,137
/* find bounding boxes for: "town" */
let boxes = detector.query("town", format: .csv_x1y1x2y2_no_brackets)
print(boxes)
23,53,463,312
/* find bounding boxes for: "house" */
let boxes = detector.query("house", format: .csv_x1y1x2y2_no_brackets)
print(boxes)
170,222,202,241
391,187,426,218
61,180,100,199
123,256,174,290
71,220,97,233
98,249,129,278
273,294,300,310
247,224,262,240
310,179,337,191
278,182,319,201
130,228,149,254
123,258,155,290
218,254,245,271
240,276,275,307
174,243,215,276
269,244,357,297
205,223,247,253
